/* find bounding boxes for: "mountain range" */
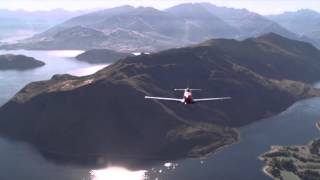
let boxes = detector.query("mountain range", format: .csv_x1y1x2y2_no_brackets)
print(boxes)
0,33,319,167
0,9,86,42
3,3,318,52
268,9,320,46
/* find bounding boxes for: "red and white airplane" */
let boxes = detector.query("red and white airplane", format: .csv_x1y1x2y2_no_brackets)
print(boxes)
145,88,231,104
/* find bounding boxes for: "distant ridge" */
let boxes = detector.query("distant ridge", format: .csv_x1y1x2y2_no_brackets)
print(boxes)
267,9,320,47
75,49,132,64
2,3,317,52
0,9,86,41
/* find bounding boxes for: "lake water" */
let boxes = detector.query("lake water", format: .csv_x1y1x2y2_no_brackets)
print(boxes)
0,50,107,106
147,97,320,180
0,50,320,180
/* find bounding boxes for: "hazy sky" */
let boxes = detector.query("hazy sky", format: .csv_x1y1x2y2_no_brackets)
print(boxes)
1,0,320,15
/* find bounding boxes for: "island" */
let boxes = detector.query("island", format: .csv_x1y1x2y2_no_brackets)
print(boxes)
260,122,320,180
75,49,132,64
0,33,320,169
0,54,45,70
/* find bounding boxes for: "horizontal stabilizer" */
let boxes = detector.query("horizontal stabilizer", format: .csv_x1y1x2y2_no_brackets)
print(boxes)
174,88,202,91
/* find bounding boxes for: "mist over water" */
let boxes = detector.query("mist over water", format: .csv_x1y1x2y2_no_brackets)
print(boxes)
0,50,108,106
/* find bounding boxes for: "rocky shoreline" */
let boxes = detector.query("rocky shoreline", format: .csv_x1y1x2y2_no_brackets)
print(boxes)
260,121,320,180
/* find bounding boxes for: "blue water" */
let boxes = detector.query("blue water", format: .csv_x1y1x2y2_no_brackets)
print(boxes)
0,50,107,106
147,97,320,180
0,50,320,180
0,50,107,180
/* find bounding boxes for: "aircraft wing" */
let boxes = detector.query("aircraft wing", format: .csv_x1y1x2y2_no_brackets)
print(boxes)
145,96,183,103
193,97,231,102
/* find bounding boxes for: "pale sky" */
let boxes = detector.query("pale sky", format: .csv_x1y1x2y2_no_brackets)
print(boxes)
0,0,319,15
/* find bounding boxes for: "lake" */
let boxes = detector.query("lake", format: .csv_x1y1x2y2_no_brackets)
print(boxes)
0,50,107,106
0,50,320,180
147,97,320,180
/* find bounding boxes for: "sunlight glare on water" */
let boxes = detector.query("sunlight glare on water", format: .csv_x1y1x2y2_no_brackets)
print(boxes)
47,50,84,58
90,167,146,180
68,64,108,76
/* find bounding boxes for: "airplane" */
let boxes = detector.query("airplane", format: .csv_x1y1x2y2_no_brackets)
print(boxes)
145,88,231,104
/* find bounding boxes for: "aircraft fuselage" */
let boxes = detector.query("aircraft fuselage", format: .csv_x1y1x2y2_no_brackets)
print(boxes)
145,88,230,104
183,90,193,104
